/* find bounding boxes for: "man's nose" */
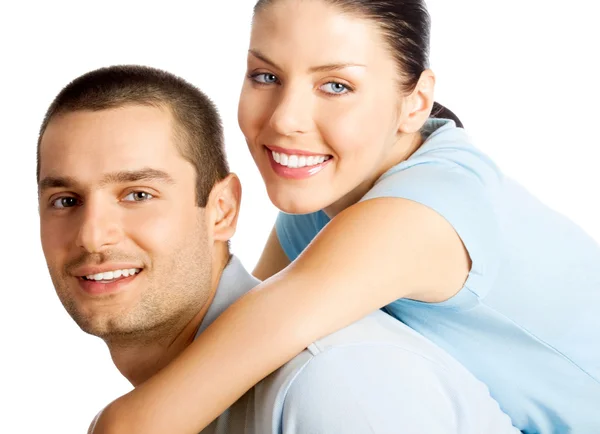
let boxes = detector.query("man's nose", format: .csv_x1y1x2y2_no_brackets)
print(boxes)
75,200,123,253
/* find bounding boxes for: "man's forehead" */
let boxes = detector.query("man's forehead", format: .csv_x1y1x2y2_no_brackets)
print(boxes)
42,105,173,143
38,106,187,183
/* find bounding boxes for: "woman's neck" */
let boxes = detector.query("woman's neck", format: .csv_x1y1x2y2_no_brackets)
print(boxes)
323,132,423,218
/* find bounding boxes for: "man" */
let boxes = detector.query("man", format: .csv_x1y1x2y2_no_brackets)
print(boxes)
37,65,517,433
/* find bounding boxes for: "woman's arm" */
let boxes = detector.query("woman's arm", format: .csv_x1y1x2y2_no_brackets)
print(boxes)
252,225,290,281
87,410,102,434
92,197,470,434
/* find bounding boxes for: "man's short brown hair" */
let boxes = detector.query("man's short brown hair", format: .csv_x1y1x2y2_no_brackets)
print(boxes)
37,65,229,206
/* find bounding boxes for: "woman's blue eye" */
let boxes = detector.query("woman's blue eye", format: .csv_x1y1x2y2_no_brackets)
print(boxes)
124,191,153,202
252,73,278,84
321,82,349,95
52,197,79,209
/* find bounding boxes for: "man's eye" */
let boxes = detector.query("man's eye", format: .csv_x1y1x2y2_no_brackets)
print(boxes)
123,191,154,202
52,197,79,209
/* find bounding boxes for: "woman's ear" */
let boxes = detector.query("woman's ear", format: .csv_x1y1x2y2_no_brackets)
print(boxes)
397,69,436,134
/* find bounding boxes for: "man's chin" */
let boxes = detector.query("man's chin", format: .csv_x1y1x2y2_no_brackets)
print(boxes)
75,316,128,339
60,295,146,340
75,314,176,347
68,310,141,340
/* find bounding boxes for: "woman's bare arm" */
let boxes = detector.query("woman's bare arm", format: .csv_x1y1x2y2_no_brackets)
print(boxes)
91,197,470,434
252,225,290,281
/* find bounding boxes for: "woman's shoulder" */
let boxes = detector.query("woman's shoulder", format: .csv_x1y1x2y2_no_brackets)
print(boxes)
376,118,503,191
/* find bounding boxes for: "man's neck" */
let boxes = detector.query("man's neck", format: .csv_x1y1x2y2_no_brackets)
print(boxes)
107,252,230,386
107,305,209,386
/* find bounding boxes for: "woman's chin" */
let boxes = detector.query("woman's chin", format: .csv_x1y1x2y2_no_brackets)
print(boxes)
267,187,328,215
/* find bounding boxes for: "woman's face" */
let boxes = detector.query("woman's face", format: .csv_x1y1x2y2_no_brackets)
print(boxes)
238,0,413,215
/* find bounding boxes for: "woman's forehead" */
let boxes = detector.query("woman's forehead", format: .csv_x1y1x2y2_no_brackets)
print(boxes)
249,0,392,70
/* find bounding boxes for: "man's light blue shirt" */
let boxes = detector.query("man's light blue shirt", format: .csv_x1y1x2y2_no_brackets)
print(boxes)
198,256,517,434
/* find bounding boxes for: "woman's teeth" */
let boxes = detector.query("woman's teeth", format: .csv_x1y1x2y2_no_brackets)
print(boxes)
272,151,330,168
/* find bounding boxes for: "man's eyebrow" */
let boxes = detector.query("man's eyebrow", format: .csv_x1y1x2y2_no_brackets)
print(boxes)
38,168,175,193
38,175,77,193
98,168,175,187
248,49,366,74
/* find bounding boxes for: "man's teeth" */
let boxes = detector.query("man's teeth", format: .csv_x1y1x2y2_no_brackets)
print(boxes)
85,268,141,281
272,151,330,168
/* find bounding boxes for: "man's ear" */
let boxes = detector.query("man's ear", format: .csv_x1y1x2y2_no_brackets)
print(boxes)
205,173,242,243
397,69,436,134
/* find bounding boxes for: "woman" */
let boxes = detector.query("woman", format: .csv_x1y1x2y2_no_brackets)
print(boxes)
93,0,600,432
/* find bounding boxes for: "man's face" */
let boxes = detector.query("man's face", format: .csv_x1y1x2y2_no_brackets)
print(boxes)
39,105,213,341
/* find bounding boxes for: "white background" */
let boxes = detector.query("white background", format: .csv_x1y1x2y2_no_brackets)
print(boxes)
1,0,598,432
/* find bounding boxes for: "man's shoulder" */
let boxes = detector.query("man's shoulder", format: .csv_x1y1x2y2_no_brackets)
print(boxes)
253,310,516,434
307,309,435,356
259,308,450,399
251,310,455,432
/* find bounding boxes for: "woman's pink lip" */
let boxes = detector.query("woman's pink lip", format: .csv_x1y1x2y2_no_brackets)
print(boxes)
265,145,331,157
266,148,332,180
